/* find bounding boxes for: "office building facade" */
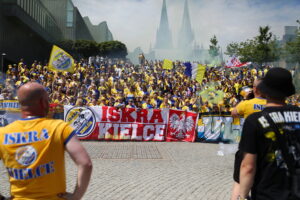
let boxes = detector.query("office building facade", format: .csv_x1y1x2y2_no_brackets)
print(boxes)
0,0,106,66
0,0,63,64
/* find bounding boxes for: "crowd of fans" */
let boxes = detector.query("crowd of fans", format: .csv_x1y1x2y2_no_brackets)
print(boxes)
1,57,299,114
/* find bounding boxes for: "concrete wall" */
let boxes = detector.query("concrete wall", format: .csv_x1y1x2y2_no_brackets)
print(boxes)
84,17,114,43
74,7,94,41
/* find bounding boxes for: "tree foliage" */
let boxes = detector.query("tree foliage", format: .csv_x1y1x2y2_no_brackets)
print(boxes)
209,35,220,58
56,40,128,59
225,42,239,57
225,26,280,64
98,41,128,58
57,40,74,54
74,40,99,58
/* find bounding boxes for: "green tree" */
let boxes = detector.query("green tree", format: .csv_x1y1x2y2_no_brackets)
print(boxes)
238,39,258,63
225,26,280,64
98,41,127,58
57,40,74,55
56,40,128,59
209,35,220,58
255,26,275,63
225,42,239,57
74,40,99,58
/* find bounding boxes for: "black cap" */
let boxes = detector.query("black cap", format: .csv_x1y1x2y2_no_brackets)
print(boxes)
257,67,295,99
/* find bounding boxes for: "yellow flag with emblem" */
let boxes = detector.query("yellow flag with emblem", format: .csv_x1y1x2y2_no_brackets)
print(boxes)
48,45,75,72
163,59,173,70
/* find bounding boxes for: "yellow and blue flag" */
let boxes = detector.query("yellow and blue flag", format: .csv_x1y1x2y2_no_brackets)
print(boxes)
184,62,206,83
48,45,74,72
192,63,206,84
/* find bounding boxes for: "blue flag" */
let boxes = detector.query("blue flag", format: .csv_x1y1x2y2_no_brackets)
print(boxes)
184,62,192,77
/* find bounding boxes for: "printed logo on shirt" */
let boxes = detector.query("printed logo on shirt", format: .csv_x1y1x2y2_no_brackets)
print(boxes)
15,145,37,166
253,104,265,111
65,107,96,138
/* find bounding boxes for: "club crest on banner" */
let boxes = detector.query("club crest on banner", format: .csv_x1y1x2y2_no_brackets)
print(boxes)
65,107,96,138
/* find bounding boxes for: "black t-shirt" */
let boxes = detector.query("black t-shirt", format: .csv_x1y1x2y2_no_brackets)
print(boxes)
239,105,300,200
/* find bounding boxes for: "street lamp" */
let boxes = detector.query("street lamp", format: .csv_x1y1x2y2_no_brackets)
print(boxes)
1,53,6,74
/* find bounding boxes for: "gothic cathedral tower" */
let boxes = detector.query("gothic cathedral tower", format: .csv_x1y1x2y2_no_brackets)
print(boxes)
155,0,173,49
178,0,194,49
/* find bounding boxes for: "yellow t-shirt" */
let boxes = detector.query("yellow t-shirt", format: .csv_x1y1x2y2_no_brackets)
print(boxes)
159,102,170,109
236,97,266,119
15,80,22,87
182,106,189,111
251,68,257,75
0,117,75,200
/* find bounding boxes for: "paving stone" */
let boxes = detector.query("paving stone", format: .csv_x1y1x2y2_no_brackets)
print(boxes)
0,142,234,199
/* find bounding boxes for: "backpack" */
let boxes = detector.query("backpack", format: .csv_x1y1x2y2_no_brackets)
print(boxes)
263,111,300,198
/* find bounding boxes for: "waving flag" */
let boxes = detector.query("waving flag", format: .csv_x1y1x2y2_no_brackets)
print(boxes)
200,86,224,104
163,59,173,70
48,45,75,72
184,62,192,77
184,62,206,83
225,56,251,68
193,64,206,84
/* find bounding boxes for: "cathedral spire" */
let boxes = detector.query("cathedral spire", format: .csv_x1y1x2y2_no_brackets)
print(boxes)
155,0,173,49
178,0,194,49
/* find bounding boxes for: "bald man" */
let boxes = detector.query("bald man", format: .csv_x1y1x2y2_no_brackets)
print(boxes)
0,82,92,200
231,79,266,119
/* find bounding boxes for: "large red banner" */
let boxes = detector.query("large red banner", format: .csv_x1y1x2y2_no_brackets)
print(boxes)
64,106,197,142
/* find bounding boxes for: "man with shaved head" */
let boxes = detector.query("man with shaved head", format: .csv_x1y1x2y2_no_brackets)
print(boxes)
231,79,266,119
0,82,92,200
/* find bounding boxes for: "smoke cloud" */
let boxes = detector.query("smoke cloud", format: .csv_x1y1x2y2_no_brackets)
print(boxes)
72,0,299,55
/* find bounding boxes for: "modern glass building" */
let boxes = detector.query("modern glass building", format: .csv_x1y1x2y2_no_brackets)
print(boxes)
283,26,298,43
0,0,63,64
40,0,93,41
0,0,95,66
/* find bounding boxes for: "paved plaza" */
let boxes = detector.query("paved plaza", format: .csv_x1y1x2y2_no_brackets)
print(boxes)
0,142,235,200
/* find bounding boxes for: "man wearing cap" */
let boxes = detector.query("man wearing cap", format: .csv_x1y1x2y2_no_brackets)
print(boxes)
231,79,267,200
237,68,300,200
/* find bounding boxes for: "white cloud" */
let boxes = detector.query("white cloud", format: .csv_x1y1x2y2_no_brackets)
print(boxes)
72,0,300,53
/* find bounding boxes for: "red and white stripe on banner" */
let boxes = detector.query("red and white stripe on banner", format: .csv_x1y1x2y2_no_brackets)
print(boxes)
64,106,197,142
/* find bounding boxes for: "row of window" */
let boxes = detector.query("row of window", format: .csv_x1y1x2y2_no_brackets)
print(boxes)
16,0,62,39
66,0,74,27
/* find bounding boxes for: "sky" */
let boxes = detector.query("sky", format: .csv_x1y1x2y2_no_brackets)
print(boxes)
72,0,300,53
